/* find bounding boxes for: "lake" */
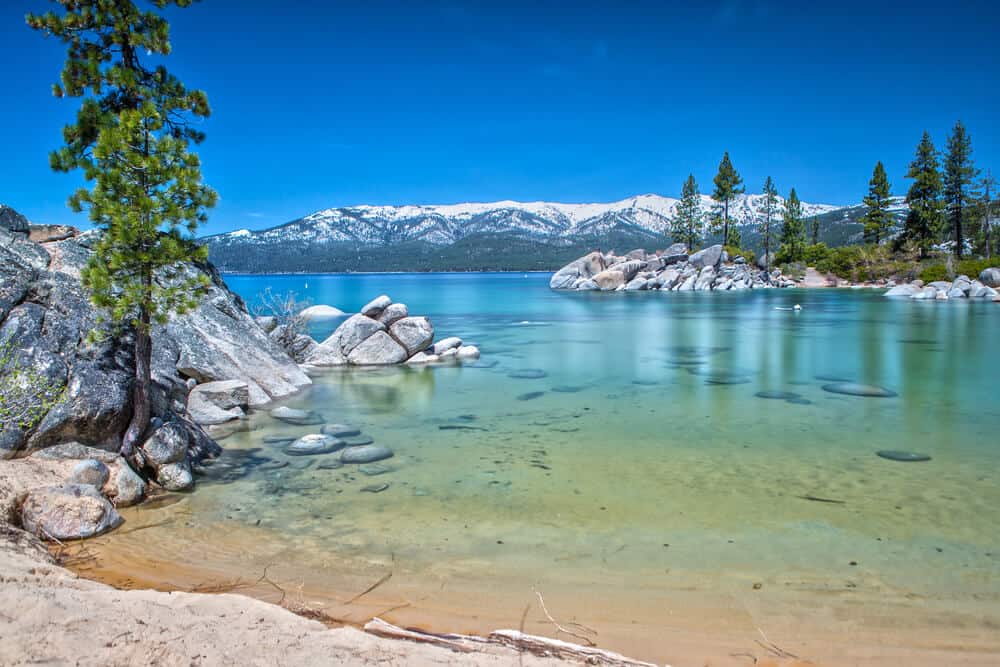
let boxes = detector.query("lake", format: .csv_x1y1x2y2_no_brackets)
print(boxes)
79,273,1000,665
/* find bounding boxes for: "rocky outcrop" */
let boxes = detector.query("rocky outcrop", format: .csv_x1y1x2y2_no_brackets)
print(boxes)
884,275,999,302
550,245,795,292
304,295,478,366
0,205,308,496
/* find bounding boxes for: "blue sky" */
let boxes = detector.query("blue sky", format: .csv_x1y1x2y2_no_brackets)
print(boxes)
3,0,998,235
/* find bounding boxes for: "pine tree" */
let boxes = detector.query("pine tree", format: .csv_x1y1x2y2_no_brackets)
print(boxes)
861,161,893,244
780,188,806,262
943,120,979,257
711,151,745,247
809,215,820,245
759,176,779,272
29,1,216,458
902,132,945,257
977,169,997,260
671,174,702,251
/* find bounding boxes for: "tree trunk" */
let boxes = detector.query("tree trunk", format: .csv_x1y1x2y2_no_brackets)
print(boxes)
122,305,152,458
956,207,963,258
723,199,729,247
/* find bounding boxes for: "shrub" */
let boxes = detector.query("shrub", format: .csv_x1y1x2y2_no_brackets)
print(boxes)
919,257,996,283
0,343,65,433
723,245,756,267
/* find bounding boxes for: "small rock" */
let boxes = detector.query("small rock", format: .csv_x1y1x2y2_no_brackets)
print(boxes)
156,460,194,491
321,424,361,438
358,463,393,476
361,482,390,493
270,406,324,426
456,345,480,360
431,336,463,355
69,459,110,488
341,444,394,464
360,294,392,318
822,382,897,398
21,484,123,540
876,450,932,462
285,434,343,456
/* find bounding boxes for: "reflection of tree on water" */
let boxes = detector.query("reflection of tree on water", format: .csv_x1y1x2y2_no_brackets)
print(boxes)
326,366,437,412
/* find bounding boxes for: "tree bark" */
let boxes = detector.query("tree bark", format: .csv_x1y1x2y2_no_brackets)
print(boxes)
723,198,729,247
122,304,151,458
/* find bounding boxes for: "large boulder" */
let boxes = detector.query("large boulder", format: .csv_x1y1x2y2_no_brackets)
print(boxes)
884,284,919,297
612,259,645,282
298,304,344,320
160,267,312,407
661,243,688,266
592,269,626,291
377,303,409,326
689,244,723,270
0,204,30,235
389,317,434,356
549,251,606,289
980,268,1000,288
20,484,123,540
694,266,717,291
346,331,409,365
187,380,249,425
323,314,385,357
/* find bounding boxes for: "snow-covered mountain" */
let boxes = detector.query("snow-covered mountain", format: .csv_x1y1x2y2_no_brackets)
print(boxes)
207,193,842,249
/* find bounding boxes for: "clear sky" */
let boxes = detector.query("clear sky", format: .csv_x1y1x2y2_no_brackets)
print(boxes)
3,0,998,235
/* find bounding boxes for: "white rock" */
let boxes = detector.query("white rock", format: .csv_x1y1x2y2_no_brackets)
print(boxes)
389,317,434,356
360,295,392,318
431,337,463,355
299,304,345,320
456,345,480,360
377,303,409,326
347,331,409,365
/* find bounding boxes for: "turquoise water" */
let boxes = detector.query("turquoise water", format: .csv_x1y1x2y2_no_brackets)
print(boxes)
99,274,1000,662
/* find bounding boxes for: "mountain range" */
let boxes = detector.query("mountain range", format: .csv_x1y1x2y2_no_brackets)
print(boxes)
204,194,905,273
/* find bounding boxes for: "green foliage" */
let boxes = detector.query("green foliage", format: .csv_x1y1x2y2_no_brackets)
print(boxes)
30,0,214,453
710,151,744,245
0,342,65,433
758,176,779,269
670,174,702,251
943,120,979,257
861,161,893,244
779,188,806,262
918,257,994,283
902,131,945,256
29,0,215,336
723,245,755,267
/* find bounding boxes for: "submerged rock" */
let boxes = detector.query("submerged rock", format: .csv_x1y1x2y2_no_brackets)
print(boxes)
876,450,932,462
320,424,361,438
20,484,123,540
822,382,897,398
270,406,324,426
755,390,801,400
285,434,343,456
508,369,547,379
341,444,394,464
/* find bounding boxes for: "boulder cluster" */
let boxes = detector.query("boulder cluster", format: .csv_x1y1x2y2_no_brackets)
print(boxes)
1,206,309,498
884,269,1000,301
549,244,794,292
300,295,480,366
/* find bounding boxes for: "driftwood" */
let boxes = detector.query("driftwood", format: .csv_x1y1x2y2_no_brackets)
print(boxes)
363,617,662,666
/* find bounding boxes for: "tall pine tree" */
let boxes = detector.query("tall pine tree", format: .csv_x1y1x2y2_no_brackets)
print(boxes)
711,152,745,247
903,132,945,257
780,188,806,262
759,176,779,272
978,170,997,259
943,120,978,257
861,161,893,244
29,1,216,458
671,174,702,251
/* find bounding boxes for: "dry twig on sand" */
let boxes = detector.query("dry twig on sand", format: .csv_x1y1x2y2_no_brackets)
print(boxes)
532,587,597,646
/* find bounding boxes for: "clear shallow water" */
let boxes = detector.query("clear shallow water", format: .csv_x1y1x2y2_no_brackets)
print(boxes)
85,274,1000,663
